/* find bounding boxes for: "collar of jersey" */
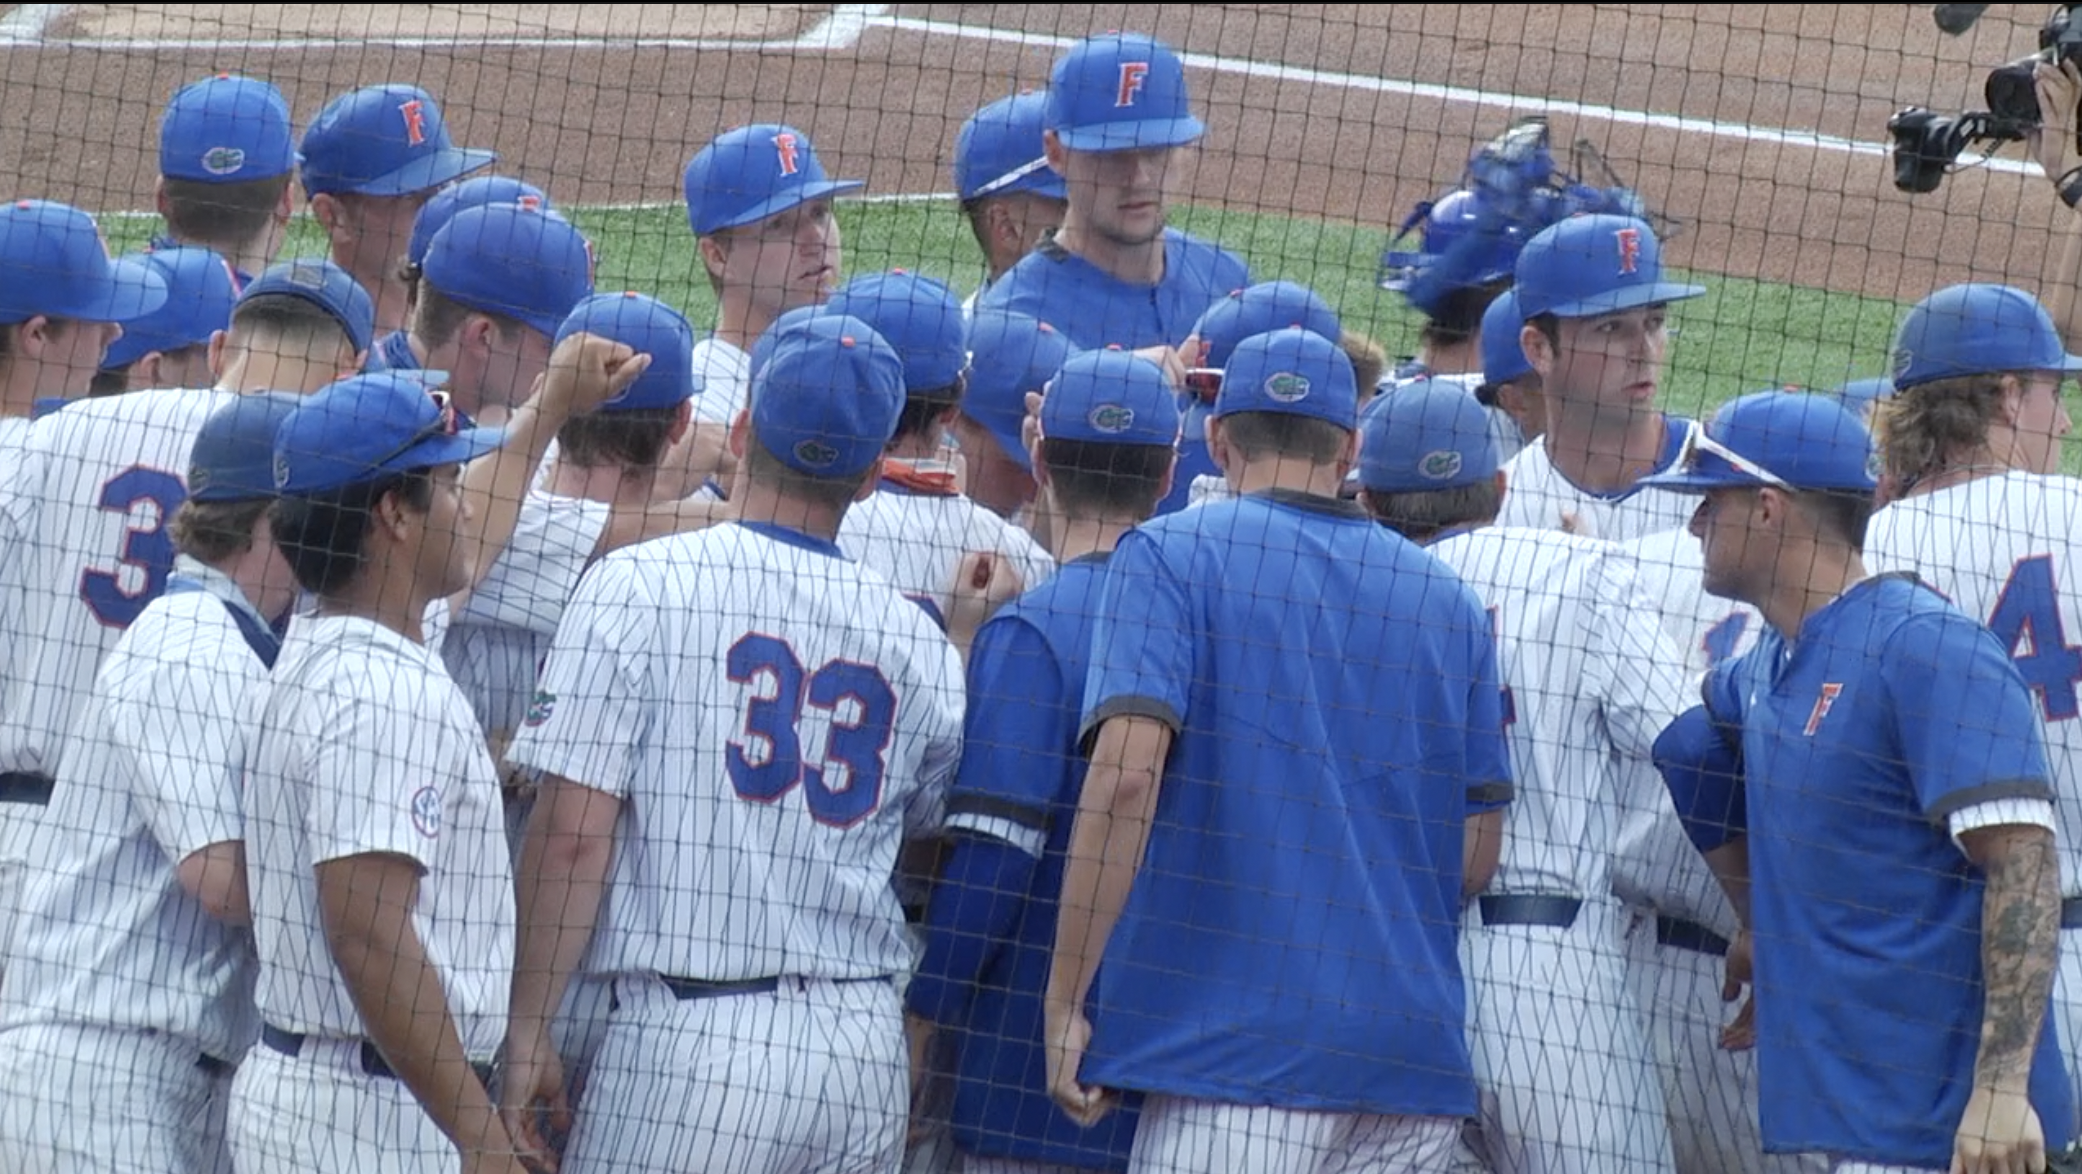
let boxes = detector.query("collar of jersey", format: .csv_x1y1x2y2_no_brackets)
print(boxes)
1768,570,1927,670
1545,413,1696,503
1248,485,1368,519
879,458,962,497
736,519,849,561
171,553,282,633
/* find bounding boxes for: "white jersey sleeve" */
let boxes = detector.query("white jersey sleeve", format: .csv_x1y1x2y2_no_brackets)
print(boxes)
452,487,611,636
503,554,655,797
687,337,752,427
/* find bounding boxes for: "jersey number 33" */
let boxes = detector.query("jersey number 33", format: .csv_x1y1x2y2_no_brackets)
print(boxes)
726,633,898,829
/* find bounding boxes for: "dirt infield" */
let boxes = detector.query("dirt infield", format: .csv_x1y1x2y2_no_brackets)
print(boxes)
0,4,2075,304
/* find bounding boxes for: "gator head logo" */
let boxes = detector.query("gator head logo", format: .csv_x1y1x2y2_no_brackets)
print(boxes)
272,453,292,490
1088,403,1136,434
793,438,840,469
1421,450,1464,481
524,691,556,727
201,146,246,176
1263,372,1310,403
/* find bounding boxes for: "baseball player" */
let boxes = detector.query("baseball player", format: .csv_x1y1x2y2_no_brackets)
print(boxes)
904,347,1180,1174
1353,378,1679,1174
151,74,298,288
231,341,644,1174
1046,326,1513,1173
299,82,497,334
1494,214,1708,541
821,271,1057,625
376,175,554,370
0,200,168,432
1377,187,1521,390
0,392,300,1174
90,246,243,397
499,311,964,1174
677,121,865,497
945,308,1076,524
977,32,1250,375
1471,288,1544,464
365,200,595,426
1157,279,1341,517
1860,281,2082,1137
955,90,1069,315
1646,389,2076,1172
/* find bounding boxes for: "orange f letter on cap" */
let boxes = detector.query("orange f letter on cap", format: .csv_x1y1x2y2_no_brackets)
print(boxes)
399,99,428,147
1116,62,1150,107
774,132,801,177
1615,226,1642,275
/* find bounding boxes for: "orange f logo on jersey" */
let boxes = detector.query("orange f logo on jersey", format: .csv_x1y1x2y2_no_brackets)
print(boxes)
399,99,428,147
774,132,801,177
1804,683,1843,736
1615,226,1642,275
1117,61,1150,107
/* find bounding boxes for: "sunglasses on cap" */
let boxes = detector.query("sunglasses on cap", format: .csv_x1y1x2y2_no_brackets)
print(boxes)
1677,425,1792,490
365,387,462,472
1184,367,1222,402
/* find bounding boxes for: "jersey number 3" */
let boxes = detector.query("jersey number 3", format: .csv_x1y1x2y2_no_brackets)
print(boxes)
79,466,187,630
726,633,898,828
1989,554,2082,723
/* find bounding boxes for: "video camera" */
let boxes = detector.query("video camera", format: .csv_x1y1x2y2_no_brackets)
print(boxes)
1888,2,2082,194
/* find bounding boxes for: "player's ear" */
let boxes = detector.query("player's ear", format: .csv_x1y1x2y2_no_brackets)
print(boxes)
206,330,229,383
1520,322,1554,379
132,351,164,391
341,345,369,379
697,235,730,284
1998,372,2027,426
727,407,750,460
153,179,172,223
1154,451,1177,506
17,315,53,359
310,193,348,243
1042,129,1068,173
854,457,885,503
668,399,694,445
273,180,295,225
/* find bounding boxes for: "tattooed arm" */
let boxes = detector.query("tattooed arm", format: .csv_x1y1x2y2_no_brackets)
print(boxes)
1952,822,2061,1174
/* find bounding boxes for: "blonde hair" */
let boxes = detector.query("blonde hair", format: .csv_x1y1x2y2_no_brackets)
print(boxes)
1872,373,2007,488
1341,328,1389,403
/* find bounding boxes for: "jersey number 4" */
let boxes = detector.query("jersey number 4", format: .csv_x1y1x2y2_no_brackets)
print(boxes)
78,466,187,630
1989,554,2082,723
726,633,898,828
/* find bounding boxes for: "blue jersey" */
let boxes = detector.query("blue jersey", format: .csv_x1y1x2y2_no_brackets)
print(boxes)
977,227,1249,352
1658,573,2073,1166
1078,488,1513,1115
363,329,418,374
907,553,1139,1170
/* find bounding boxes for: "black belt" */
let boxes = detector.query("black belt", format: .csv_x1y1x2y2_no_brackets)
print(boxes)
1655,915,1732,957
1477,894,1583,929
0,772,53,806
660,974,890,1002
2064,897,2082,930
261,1023,494,1087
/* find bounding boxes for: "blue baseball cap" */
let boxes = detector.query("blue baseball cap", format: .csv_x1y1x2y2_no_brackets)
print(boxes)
1834,376,1897,414
100,246,242,370
1212,327,1358,429
822,270,970,392
299,84,496,199
273,370,506,494
239,258,376,356
1045,32,1206,153
1890,283,2082,390
683,123,864,236
964,309,1076,469
1640,390,1878,494
956,91,1068,202
422,203,595,338
187,391,303,503
1192,281,1342,371
0,200,168,326
1477,288,1534,391
408,175,552,269
749,312,906,479
1356,377,1500,492
159,74,298,184
1513,214,1705,319
554,292,700,413
1040,348,1181,448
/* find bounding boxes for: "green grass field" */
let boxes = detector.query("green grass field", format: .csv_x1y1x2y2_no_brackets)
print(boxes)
109,198,1914,424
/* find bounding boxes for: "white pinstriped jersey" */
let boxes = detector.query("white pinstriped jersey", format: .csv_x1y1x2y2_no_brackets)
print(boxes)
837,475,1056,627
1426,526,1693,900
687,337,751,427
1609,525,1759,933
0,388,233,778
440,486,612,746
0,558,263,1061
507,520,965,983
1496,419,1702,542
242,614,514,1059
1865,471,2082,896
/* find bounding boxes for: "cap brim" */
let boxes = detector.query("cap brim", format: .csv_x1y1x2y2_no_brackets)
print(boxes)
1053,116,1206,153
351,147,499,198
1636,468,1755,494
1542,282,1708,318
83,267,171,324
378,424,507,477
709,179,866,233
